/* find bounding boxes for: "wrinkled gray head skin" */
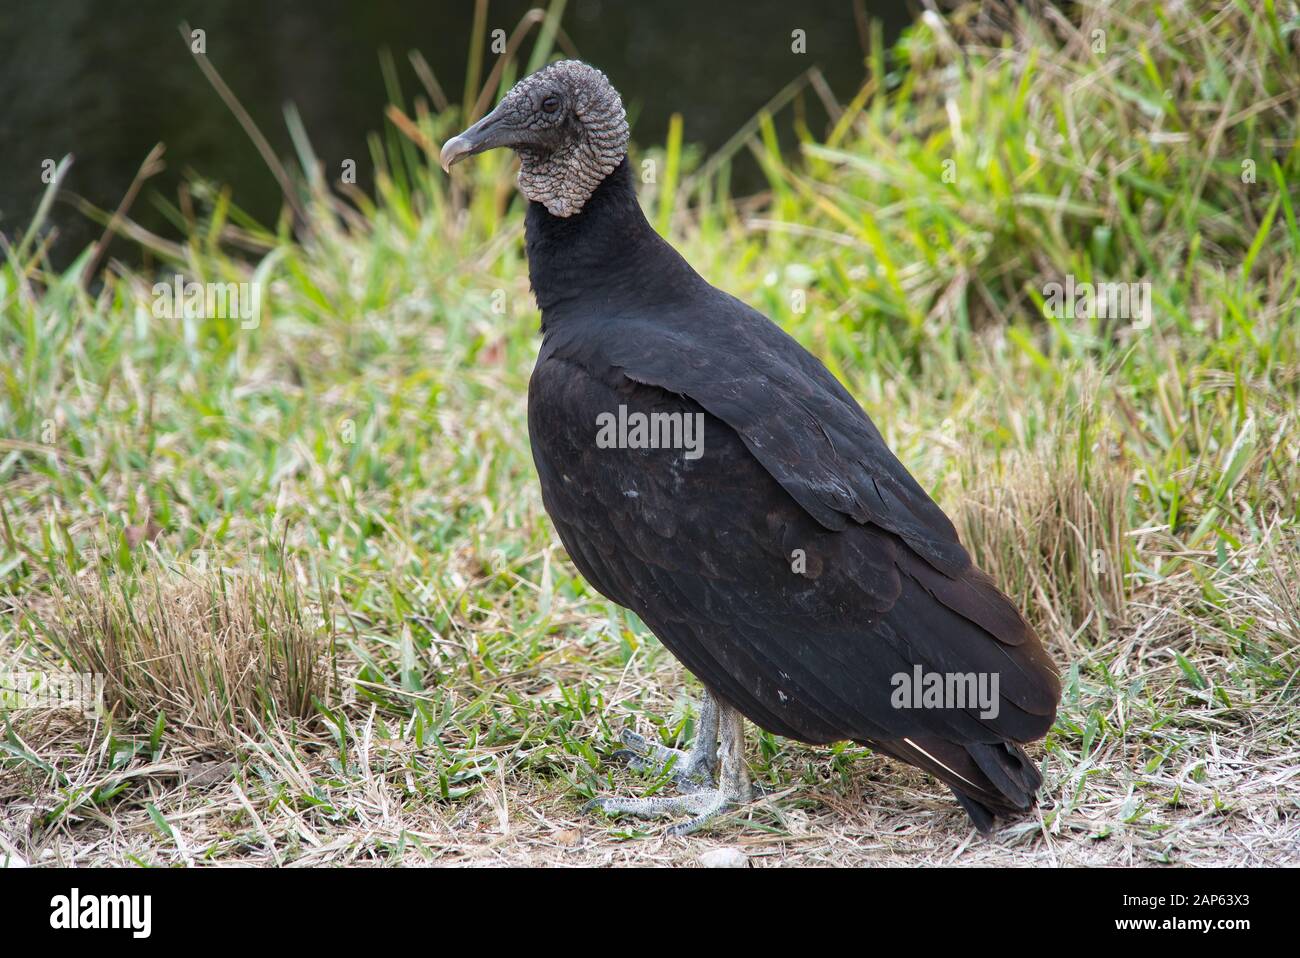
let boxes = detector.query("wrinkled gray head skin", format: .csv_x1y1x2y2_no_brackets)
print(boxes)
440,60,628,217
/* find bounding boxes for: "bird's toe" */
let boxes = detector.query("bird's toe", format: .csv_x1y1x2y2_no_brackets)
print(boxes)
584,789,732,835
611,728,714,789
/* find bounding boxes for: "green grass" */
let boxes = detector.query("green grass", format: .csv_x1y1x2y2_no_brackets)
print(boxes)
1,0,1298,865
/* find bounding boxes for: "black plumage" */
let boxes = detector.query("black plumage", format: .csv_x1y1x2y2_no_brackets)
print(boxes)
443,61,1061,831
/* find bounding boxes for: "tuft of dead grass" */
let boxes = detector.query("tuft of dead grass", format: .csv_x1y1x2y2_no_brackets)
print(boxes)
34,557,335,751
957,406,1130,654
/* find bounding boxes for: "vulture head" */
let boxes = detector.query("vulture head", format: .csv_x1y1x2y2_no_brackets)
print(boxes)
440,60,629,217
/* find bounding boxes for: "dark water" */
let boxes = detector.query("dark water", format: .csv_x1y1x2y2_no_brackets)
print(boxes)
0,0,913,268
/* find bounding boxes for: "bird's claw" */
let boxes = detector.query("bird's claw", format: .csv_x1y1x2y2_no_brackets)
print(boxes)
611,727,715,791
585,789,734,836
584,692,750,835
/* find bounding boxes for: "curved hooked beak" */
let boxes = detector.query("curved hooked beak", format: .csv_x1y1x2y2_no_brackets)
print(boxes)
439,105,520,173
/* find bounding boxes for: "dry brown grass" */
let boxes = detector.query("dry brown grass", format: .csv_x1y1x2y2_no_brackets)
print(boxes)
957,405,1130,656
35,558,335,752
2,525,1297,868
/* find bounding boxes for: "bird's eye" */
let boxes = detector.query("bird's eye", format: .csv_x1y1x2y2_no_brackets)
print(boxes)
541,95,561,114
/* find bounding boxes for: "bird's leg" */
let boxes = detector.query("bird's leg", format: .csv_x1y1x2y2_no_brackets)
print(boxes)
612,688,718,791
586,691,754,836
716,701,753,805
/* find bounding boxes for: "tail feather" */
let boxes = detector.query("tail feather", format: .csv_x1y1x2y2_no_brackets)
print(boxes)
866,736,1044,832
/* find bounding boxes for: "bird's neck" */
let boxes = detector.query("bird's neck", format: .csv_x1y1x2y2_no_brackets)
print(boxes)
525,157,694,326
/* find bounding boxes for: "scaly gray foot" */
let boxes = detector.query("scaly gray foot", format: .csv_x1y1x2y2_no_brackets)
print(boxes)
585,788,740,836
612,728,715,792
585,690,754,835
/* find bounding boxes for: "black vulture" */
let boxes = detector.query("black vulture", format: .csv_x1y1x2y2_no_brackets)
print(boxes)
441,61,1061,834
